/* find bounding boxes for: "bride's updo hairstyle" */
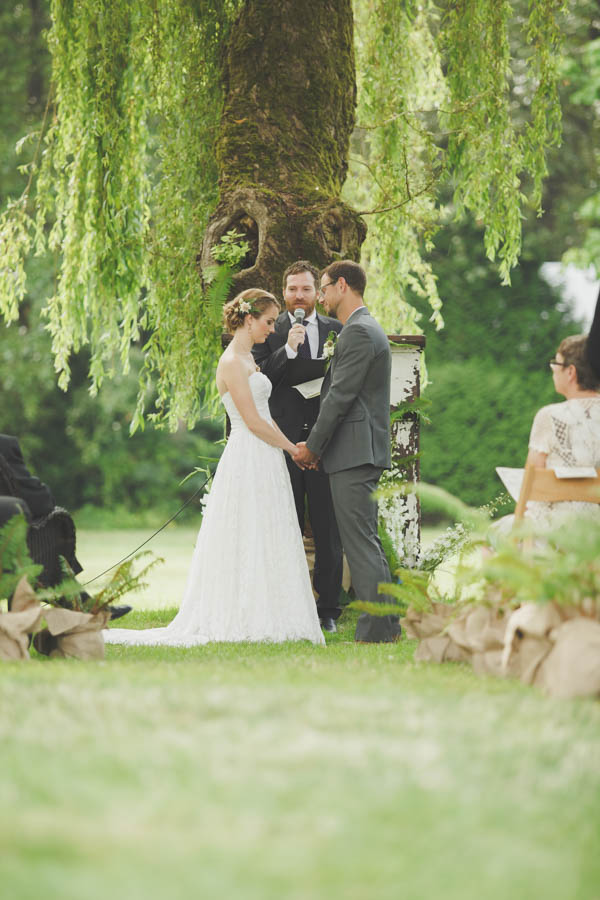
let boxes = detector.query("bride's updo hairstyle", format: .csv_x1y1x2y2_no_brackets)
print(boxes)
223,289,280,333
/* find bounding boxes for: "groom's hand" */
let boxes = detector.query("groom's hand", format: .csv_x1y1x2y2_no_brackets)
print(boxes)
295,442,319,470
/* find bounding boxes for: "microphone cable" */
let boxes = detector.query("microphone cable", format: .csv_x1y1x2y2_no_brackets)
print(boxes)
82,473,212,586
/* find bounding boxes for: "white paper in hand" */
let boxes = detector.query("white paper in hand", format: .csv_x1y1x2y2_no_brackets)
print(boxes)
553,466,598,479
293,377,324,400
495,467,524,502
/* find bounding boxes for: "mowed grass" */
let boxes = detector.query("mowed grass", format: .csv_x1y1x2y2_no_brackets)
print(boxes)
1,527,599,899
76,524,201,609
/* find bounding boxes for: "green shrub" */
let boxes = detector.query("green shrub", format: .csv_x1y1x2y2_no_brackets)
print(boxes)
420,359,556,508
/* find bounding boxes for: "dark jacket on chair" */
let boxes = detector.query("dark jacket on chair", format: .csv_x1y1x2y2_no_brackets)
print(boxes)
0,434,81,585
0,434,55,518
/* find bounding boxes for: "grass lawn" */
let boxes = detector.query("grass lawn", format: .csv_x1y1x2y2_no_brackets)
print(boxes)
1,529,598,899
75,525,453,610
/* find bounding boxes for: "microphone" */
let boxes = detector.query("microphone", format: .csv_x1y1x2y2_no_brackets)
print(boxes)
292,308,308,355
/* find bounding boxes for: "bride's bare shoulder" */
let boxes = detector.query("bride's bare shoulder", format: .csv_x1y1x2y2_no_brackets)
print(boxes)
217,351,244,377
216,352,248,395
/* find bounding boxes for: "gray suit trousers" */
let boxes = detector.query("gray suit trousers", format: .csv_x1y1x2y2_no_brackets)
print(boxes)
329,465,400,641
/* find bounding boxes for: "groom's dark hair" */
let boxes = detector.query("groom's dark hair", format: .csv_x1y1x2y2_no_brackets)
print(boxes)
282,260,319,293
323,260,366,297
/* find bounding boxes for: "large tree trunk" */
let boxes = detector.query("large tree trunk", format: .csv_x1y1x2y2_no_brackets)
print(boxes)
200,0,366,294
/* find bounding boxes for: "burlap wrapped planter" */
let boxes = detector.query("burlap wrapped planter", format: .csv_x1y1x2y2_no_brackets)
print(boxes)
0,606,42,660
35,608,111,660
0,577,42,661
404,596,600,699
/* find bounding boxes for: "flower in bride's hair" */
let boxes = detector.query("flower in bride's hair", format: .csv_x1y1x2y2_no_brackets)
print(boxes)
239,300,252,314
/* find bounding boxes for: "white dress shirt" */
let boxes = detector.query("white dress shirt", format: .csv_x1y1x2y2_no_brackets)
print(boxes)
285,310,320,359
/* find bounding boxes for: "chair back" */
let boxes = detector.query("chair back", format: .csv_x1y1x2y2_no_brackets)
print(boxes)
514,464,600,520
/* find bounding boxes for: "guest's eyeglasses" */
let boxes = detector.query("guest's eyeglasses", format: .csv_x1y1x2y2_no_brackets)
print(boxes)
549,358,569,369
319,280,338,297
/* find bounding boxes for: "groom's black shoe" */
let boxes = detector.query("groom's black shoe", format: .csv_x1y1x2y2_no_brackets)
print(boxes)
320,617,337,634
109,605,132,621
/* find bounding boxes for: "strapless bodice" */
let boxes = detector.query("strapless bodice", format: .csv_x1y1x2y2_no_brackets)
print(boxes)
221,371,273,430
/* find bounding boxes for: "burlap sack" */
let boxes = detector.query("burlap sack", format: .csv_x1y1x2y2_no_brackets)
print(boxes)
414,634,472,663
448,605,507,654
401,602,455,640
40,608,111,660
471,649,505,677
11,576,38,612
534,618,600,699
500,603,564,685
0,605,42,660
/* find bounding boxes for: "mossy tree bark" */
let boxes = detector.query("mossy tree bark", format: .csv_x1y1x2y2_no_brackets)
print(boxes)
200,0,366,295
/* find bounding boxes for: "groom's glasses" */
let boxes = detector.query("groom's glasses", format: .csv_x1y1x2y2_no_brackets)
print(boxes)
319,280,338,297
549,359,569,369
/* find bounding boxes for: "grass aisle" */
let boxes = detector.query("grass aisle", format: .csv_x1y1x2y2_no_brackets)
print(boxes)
1,607,599,899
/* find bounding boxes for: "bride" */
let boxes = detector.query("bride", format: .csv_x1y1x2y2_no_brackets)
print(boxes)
105,289,325,646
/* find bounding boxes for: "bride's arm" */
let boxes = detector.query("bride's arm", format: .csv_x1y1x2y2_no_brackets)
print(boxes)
270,419,301,459
222,360,297,454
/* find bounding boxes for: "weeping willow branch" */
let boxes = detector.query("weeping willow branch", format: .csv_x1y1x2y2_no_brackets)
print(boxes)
0,0,569,426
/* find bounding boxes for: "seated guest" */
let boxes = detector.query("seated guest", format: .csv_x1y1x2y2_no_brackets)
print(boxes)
0,434,56,519
498,335,600,533
0,434,129,619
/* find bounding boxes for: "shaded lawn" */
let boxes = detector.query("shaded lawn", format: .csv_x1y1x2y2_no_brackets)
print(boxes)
1,606,599,900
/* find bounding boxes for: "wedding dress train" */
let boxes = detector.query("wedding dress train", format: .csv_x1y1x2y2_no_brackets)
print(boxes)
104,372,325,646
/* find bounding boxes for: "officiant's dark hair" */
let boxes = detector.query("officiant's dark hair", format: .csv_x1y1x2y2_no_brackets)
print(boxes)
322,260,366,297
282,260,319,293
557,335,600,391
223,289,279,332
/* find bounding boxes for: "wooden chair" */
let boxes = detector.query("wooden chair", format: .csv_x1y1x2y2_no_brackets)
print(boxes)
514,464,600,521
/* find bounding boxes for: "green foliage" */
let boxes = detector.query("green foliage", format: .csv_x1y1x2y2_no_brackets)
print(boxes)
0,307,222,512
562,35,600,274
390,395,431,425
0,0,574,422
407,214,582,509
421,359,554,508
210,228,251,268
377,518,401,580
0,2,50,201
0,0,241,429
346,0,569,333
59,551,163,614
0,514,41,603
460,519,600,612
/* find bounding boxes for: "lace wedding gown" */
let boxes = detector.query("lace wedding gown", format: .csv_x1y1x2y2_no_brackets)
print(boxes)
105,372,325,646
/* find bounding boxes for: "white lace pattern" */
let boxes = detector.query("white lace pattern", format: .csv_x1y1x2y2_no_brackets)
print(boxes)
105,373,325,646
526,396,600,527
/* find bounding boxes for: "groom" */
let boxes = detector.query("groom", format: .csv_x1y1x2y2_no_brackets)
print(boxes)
294,260,401,643
253,261,343,631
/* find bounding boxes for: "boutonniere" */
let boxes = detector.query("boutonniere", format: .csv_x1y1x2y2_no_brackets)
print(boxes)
322,331,338,371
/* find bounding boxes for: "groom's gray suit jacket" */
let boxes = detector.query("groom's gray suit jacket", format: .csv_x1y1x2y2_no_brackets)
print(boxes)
306,307,391,473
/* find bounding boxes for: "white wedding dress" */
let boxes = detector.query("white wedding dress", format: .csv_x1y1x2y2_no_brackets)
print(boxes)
105,372,325,646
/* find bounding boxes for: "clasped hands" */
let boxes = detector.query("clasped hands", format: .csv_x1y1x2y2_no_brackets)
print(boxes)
293,441,319,470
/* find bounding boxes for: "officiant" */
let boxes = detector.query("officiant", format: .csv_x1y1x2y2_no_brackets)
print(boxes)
253,261,343,632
